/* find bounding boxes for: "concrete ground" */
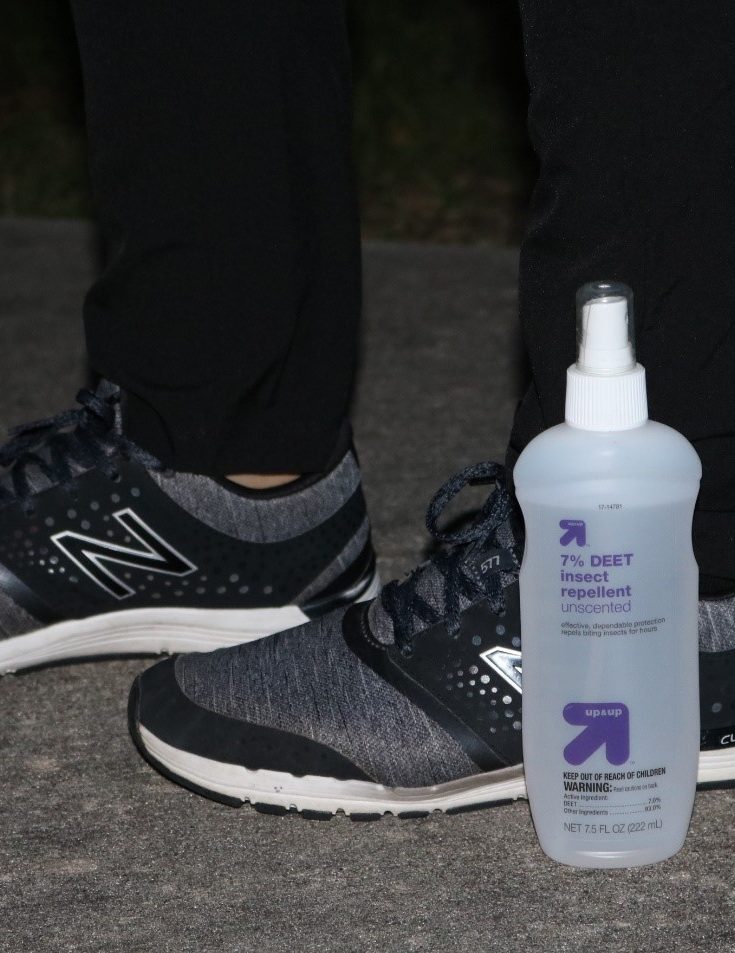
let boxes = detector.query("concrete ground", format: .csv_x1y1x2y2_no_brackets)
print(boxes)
0,218,733,953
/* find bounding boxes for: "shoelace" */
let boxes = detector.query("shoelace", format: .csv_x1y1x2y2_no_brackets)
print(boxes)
380,461,515,656
0,388,160,515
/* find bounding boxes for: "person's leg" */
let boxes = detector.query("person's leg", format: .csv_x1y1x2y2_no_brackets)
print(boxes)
69,0,360,477
507,0,735,596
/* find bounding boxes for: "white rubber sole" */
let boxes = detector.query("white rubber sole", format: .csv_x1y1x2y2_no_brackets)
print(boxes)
138,725,527,814
0,571,381,675
698,746,735,786
136,728,735,817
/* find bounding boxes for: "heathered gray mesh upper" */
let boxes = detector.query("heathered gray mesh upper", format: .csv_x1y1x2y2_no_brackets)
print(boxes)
0,589,38,638
175,608,479,787
699,597,735,652
149,451,361,543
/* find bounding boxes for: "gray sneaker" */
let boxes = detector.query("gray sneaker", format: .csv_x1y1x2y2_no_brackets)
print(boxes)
130,461,735,817
0,384,377,673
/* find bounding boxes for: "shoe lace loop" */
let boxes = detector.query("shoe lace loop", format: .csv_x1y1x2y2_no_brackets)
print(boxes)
380,461,514,655
0,388,160,514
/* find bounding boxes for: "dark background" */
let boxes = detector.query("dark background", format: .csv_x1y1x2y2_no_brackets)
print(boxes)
0,0,534,242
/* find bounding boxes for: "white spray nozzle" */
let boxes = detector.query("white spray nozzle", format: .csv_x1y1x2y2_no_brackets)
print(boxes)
566,280,647,429
577,293,635,375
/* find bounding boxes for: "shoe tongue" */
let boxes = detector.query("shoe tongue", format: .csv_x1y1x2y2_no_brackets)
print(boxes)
367,513,522,647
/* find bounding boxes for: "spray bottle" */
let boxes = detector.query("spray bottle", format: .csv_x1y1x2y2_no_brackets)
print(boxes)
514,281,701,868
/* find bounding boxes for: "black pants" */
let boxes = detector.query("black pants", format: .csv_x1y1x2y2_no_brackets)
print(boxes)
70,1,735,591
70,0,360,476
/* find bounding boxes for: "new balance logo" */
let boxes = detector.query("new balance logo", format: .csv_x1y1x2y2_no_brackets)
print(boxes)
479,646,522,693
51,508,197,599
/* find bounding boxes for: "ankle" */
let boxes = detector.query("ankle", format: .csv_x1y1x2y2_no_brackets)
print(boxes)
226,472,301,491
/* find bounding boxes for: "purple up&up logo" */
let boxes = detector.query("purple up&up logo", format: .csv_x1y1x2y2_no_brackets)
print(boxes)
559,519,586,546
563,702,630,765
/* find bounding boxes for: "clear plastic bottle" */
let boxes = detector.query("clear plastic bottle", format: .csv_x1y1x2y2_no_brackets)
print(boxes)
514,281,701,868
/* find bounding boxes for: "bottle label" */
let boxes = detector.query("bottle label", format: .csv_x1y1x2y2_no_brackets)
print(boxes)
522,498,697,845
556,507,669,634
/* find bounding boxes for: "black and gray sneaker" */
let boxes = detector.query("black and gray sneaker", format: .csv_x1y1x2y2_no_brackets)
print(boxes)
0,384,378,674
130,461,735,816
